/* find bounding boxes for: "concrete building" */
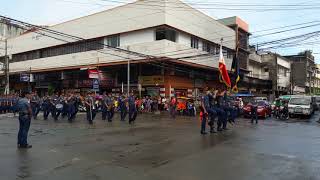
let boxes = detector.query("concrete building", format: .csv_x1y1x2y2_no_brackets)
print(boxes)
261,53,291,100
314,64,320,94
0,20,25,39
218,16,250,72
0,0,237,97
285,51,316,94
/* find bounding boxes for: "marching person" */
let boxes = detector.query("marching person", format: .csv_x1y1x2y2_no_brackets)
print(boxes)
30,91,41,120
119,94,127,121
16,90,32,149
67,91,76,122
101,92,108,121
213,90,227,132
201,88,217,134
85,92,96,124
106,93,114,122
42,93,51,120
128,91,137,124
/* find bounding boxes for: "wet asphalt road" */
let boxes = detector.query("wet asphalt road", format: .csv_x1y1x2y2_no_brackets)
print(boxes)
1,112,320,180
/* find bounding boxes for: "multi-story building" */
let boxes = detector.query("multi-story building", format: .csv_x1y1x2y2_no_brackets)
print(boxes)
314,64,320,94
218,16,250,72
0,0,237,97
0,20,25,39
261,53,291,100
285,51,316,94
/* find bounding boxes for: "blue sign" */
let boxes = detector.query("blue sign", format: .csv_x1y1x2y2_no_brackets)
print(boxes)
20,74,30,82
92,79,99,90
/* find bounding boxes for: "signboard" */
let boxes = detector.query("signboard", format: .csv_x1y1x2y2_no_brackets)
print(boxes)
92,79,99,90
138,76,164,86
88,69,99,79
20,73,30,82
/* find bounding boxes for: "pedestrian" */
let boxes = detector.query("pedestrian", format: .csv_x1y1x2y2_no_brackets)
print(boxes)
16,90,32,149
67,92,76,122
128,92,137,124
30,91,41,120
101,92,108,121
169,96,177,119
85,92,96,124
42,94,51,120
119,94,127,121
251,103,258,124
201,88,217,134
213,90,227,132
106,93,114,122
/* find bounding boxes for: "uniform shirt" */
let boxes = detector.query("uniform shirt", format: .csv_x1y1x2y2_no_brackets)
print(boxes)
31,95,40,104
128,96,136,109
17,98,31,115
202,95,211,109
85,96,95,110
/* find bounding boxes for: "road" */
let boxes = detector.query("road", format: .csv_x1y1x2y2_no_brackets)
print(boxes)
1,112,320,180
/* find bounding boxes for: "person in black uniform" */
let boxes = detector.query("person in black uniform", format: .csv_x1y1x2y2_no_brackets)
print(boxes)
16,90,32,149
251,102,258,124
214,90,227,132
85,92,96,124
30,91,41,120
128,92,137,124
119,94,127,121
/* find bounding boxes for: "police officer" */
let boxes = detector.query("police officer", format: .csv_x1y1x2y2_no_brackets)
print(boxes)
67,92,76,122
119,94,127,121
213,90,227,132
85,92,96,124
30,91,41,120
16,90,32,149
128,92,137,124
221,91,236,125
106,93,114,122
251,102,258,124
42,94,51,120
201,88,217,135
52,92,63,121
101,92,108,121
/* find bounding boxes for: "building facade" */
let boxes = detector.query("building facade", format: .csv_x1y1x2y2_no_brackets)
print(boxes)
261,53,291,100
0,0,237,97
285,51,316,94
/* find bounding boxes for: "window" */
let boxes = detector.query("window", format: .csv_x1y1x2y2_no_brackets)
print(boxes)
191,37,199,49
107,35,120,47
202,41,212,53
155,28,176,42
264,68,269,73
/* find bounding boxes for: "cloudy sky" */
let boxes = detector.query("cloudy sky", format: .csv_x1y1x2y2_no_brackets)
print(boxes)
1,0,319,62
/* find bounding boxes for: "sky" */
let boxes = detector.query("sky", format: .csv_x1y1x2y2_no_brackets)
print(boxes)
0,0,319,62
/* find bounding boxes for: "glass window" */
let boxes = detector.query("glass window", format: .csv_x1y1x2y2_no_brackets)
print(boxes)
155,28,176,42
191,37,199,49
107,35,120,47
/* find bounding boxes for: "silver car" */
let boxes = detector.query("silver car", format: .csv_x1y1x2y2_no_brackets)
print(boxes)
288,96,314,118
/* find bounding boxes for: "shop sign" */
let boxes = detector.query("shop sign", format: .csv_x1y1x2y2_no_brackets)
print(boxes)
88,69,99,79
138,76,164,86
92,79,99,90
20,73,30,82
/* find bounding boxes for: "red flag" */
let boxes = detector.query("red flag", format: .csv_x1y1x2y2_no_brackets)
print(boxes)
218,45,231,88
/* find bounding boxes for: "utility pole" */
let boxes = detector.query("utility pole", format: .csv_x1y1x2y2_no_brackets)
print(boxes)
3,25,9,95
127,58,130,96
127,48,130,96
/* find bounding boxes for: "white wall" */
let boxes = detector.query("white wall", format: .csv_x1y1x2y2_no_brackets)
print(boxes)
120,29,155,46
7,0,235,55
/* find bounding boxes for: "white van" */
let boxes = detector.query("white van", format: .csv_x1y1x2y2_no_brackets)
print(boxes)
288,96,314,117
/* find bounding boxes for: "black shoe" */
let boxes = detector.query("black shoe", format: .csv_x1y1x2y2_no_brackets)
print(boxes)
217,128,223,132
200,131,208,135
210,130,217,133
19,144,32,149
223,128,229,131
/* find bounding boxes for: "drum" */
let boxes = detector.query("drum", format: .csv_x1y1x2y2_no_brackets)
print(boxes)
56,104,64,110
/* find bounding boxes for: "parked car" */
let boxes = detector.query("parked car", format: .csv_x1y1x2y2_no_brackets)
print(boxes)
243,100,272,119
288,96,315,118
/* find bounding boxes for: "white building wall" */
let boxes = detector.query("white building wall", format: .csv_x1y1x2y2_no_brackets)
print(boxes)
5,0,236,73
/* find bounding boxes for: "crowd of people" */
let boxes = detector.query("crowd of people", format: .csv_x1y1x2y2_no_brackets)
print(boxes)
2,88,245,148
